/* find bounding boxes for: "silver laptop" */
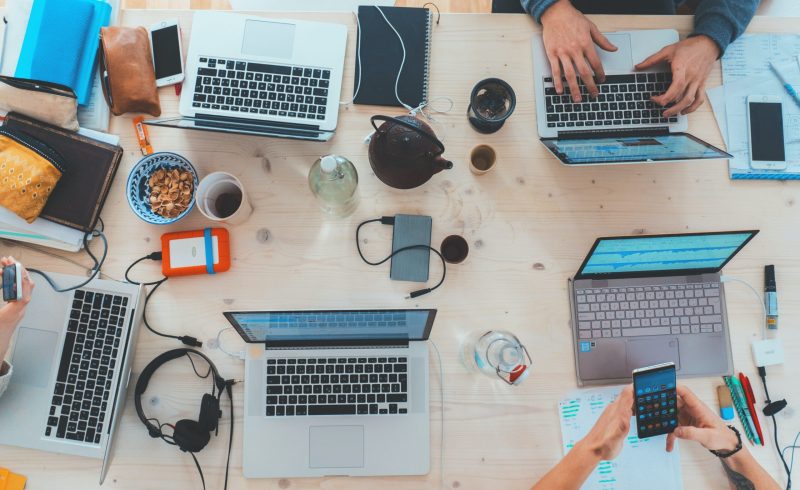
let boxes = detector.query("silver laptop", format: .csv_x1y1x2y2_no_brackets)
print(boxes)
223,309,434,478
568,231,758,385
0,271,144,483
531,29,731,165
146,11,347,141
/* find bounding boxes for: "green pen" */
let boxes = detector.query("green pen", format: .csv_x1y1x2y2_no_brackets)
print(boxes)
730,376,761,445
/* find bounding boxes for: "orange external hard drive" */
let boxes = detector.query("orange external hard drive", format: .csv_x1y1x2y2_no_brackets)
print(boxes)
161,228,231,277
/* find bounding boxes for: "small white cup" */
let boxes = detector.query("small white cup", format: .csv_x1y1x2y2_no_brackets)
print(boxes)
195,172,253,225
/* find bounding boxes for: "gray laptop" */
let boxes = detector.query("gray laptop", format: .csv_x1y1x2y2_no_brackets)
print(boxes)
223,309,434,478
531,29,732,165
568,231,758,385
0,271,144,483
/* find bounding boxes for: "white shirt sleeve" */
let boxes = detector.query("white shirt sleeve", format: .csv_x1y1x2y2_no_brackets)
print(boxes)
0,361,12,399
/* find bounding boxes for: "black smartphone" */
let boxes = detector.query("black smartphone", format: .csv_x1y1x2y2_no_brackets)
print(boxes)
2,263,23,302
633,362,678,438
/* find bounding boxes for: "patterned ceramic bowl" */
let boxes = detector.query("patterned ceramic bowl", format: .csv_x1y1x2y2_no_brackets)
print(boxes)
126,152,199,225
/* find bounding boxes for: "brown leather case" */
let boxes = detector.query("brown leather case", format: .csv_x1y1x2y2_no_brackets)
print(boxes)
4,113,123,232
99,26,161,117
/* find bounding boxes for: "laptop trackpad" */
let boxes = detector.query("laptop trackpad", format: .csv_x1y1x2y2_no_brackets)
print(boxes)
309,426,364,469
596,33,633,72
626,337,680,372
12,328,58,388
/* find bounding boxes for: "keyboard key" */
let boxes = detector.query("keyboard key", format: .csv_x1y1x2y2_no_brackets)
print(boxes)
309,405,356,416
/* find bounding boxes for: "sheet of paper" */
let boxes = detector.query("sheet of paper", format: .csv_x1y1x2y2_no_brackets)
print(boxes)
0,207,85,251
559,386,683,490
722,59,800,179
0,0,33,76
722,34,800,83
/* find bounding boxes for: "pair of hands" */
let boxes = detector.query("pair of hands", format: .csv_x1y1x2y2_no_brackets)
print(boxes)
582,384,739,461
0,257,35,361
541,0,720,117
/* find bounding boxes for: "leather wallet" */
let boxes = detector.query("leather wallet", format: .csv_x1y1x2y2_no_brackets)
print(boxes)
99,26,161,117
0,76,79,131
0,127,64,223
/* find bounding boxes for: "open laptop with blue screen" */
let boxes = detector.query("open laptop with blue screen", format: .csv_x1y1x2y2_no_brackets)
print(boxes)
223,309,435,478
568,231,758,385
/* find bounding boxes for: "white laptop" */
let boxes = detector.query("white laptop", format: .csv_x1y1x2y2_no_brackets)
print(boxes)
0,272,144,484
146,11,348,141
531,29,730,165
223,309,434,478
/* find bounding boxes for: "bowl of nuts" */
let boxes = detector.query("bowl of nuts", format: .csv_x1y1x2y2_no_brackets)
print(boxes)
126,152,199,225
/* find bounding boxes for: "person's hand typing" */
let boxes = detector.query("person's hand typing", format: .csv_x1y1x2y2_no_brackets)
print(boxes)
579,385,634,460
635,36,720,117
666,385,739,453
540,0,617,102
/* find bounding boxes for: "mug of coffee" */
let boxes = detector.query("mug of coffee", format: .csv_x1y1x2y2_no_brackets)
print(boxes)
469,145,497,175
196,172,253,225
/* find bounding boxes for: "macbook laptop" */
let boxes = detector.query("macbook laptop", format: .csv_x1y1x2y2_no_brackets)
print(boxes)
531,29,731,165
0,271,144,483
146,11,347,141
568,231,758,385
223,309,434,478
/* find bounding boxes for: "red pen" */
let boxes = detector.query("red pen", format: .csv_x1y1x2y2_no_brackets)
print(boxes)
739,373,765,446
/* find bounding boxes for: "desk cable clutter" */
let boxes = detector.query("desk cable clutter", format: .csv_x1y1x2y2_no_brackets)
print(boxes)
125,228,231,347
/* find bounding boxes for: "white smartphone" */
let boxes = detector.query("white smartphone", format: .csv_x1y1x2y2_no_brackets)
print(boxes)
747,95,787,170
149,20,184,87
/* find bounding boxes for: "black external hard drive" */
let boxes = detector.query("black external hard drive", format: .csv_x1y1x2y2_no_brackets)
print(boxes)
390,214,432,282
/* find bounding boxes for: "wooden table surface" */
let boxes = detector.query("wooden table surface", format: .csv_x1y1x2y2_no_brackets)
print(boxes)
1,10,799,490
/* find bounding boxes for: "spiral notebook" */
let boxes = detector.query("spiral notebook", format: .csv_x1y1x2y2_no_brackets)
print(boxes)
354,5,432,108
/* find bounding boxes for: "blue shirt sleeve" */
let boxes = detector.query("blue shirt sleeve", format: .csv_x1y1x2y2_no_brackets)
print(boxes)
520,0,560,23
691,0,758,55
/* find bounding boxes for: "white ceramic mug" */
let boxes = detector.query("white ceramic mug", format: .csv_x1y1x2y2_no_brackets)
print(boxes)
195,172,253,225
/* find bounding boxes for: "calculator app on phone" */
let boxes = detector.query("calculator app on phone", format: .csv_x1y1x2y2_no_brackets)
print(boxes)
633,362,678,438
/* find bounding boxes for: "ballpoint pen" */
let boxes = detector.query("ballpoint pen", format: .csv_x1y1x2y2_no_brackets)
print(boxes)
769,61,800,110
739,373,765,446
730,376,761,445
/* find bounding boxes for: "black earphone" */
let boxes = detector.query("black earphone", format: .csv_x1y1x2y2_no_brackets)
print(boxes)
134,349,234,489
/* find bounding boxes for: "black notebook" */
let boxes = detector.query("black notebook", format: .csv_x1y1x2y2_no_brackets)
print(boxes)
354,6,432,108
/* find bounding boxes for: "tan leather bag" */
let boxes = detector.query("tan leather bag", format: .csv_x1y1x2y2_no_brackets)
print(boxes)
0,76,79,131
99,26,161,117
0,128,64,223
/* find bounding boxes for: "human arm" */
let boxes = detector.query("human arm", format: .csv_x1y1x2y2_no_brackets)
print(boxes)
532,386,633,490
666,385,780,490
522,0,617,102
634,0,757,117
0,257,35,397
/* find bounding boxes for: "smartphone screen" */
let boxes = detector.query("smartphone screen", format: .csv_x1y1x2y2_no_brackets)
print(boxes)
2,265,18,302
749,102,785,162
633,362,677,438
151,25,183,80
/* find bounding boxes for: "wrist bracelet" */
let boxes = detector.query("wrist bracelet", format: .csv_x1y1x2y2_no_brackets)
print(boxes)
709,425,743,458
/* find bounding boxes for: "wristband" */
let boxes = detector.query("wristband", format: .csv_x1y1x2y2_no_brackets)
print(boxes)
709,425,743,458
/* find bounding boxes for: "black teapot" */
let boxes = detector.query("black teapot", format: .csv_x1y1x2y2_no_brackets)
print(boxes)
368,115,453,189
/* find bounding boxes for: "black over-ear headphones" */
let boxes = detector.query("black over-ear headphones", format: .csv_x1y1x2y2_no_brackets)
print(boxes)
134,349,235,490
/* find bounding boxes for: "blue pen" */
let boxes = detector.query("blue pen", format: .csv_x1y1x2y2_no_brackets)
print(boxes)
770,61,800,110
730,377,761,445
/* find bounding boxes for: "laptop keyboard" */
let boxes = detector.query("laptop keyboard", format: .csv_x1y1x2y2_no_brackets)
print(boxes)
45,290,128,444
544,73,678,129
193,56,331,120
576,283,723,339
266,357,409,417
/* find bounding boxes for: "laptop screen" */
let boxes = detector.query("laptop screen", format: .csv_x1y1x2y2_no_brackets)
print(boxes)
541,133,730,165
576,231,758,279
223,309,436,345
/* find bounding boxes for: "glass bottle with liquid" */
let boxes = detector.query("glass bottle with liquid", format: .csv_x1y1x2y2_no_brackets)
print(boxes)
308,154,359,217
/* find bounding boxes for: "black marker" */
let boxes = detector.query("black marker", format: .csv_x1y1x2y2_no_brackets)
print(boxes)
765,265,778,330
